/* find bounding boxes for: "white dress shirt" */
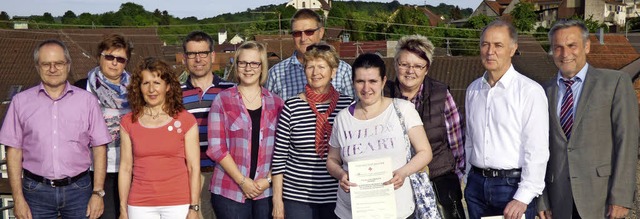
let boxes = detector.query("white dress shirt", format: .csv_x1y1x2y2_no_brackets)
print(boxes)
465,65,550,204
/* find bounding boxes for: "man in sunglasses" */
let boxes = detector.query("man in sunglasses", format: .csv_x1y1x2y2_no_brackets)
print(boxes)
266,9,354,100
180,30,235,219
1,39,111,219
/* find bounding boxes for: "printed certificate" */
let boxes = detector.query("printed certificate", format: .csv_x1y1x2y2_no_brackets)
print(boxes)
348,157,396,219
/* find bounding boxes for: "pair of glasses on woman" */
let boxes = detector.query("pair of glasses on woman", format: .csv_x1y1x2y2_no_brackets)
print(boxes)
101,53,128,64
237,61,262,69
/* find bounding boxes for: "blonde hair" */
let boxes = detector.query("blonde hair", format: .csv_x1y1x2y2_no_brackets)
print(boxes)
229,41,269,85
303,43,339,69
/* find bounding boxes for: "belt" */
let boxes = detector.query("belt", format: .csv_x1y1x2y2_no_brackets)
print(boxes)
201,166,215,173
472,166,521,178
24,169,89,187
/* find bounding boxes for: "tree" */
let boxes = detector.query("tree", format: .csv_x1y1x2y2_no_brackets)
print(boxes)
62,10,77,24
450,6,463,20
0,11,10,29
466,14,495,29
42,12,55,23
0,11,9,20
388,6,430,36
119,2,147,17
510,2,537,32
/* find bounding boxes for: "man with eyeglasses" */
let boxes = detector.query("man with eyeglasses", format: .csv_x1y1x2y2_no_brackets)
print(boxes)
0,39,111,219
266,9,354,100
180,30,235,219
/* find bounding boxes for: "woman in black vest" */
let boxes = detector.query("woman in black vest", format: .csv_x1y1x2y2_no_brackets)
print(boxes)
384,35,466,219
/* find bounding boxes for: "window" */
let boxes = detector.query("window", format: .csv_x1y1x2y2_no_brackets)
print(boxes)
303,2,306,8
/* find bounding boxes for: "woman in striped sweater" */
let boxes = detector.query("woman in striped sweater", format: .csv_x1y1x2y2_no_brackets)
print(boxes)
271,43,353,219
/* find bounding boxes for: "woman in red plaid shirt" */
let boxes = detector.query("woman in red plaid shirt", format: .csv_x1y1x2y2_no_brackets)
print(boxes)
206,41,284,219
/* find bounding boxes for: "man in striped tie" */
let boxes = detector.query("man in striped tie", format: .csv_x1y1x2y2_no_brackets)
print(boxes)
537,19,639,219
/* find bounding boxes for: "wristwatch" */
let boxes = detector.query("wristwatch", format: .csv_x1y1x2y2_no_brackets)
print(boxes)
92,190,105,198
189,204,200,212
267,176,272,184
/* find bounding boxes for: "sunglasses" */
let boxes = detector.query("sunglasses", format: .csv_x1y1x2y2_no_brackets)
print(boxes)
306,44,332,52
102,53,128,64
291,27,321,38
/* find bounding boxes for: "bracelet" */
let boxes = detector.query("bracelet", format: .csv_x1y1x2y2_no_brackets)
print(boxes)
238,177,246,187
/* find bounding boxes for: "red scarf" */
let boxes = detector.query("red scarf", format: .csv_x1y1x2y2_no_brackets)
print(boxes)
305,84,340,158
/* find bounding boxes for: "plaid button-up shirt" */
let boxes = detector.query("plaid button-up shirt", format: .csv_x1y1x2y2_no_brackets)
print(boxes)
206,87,284,202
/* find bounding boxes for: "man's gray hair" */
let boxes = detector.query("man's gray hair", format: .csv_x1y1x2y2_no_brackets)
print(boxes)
480,20,518,45
548,19,589,47
33,39,72,64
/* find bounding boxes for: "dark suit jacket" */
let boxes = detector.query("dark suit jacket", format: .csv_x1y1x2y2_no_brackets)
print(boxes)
538,66,639,218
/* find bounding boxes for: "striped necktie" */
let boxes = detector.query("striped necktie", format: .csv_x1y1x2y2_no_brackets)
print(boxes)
560,79,575,139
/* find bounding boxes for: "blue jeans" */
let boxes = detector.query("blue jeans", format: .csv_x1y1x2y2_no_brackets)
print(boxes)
464,170,536,219
283,199,337,219
211,194,272,219
23,173,92,219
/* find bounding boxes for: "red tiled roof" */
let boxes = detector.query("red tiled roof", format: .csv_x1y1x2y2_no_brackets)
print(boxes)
496,0,513,5
419,7,444,27
325,27,344,42
587,34,640,70
517,35,547,55
0,28,165,124
254,34,295,60
486,1,504,15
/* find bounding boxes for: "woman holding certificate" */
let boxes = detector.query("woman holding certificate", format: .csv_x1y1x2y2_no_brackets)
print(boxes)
326,53,433,219
271,43,353,219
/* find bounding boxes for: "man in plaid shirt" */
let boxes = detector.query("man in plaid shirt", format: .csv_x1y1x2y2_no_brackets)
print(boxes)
266,9,354,100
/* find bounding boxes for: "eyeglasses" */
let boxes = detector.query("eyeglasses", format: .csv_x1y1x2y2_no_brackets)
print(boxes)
237,61,262,69
102,53,128,64
185,51,211,59
291,27,321,38
39,61,67,70
397,62,428,71
306,44,332,52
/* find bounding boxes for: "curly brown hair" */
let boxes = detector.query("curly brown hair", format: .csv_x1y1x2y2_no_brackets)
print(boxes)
127,57,184,123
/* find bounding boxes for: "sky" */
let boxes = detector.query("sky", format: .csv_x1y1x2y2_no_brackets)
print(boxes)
3,0,482,19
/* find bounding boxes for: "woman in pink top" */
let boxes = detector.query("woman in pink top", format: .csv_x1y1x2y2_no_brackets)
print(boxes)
118,57,201,219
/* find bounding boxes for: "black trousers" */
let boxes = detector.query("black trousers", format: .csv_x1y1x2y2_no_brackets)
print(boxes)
432,172,466,219
90,171,120,219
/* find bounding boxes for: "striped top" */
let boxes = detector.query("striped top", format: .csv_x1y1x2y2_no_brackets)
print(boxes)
271,95,353,204
181,74,235,167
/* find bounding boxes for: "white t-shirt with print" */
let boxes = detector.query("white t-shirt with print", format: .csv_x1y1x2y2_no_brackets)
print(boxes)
329,99,423,219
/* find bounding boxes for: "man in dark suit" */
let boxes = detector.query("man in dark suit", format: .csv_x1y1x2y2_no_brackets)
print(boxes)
538,19,639,219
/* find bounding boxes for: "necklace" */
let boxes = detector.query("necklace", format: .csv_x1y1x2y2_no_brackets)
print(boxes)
239,87,261,104
144,107,166,120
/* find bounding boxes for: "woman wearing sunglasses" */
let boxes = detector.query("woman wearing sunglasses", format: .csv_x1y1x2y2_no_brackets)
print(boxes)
73,33,132,219
206,41,284,219
271,43,353,219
